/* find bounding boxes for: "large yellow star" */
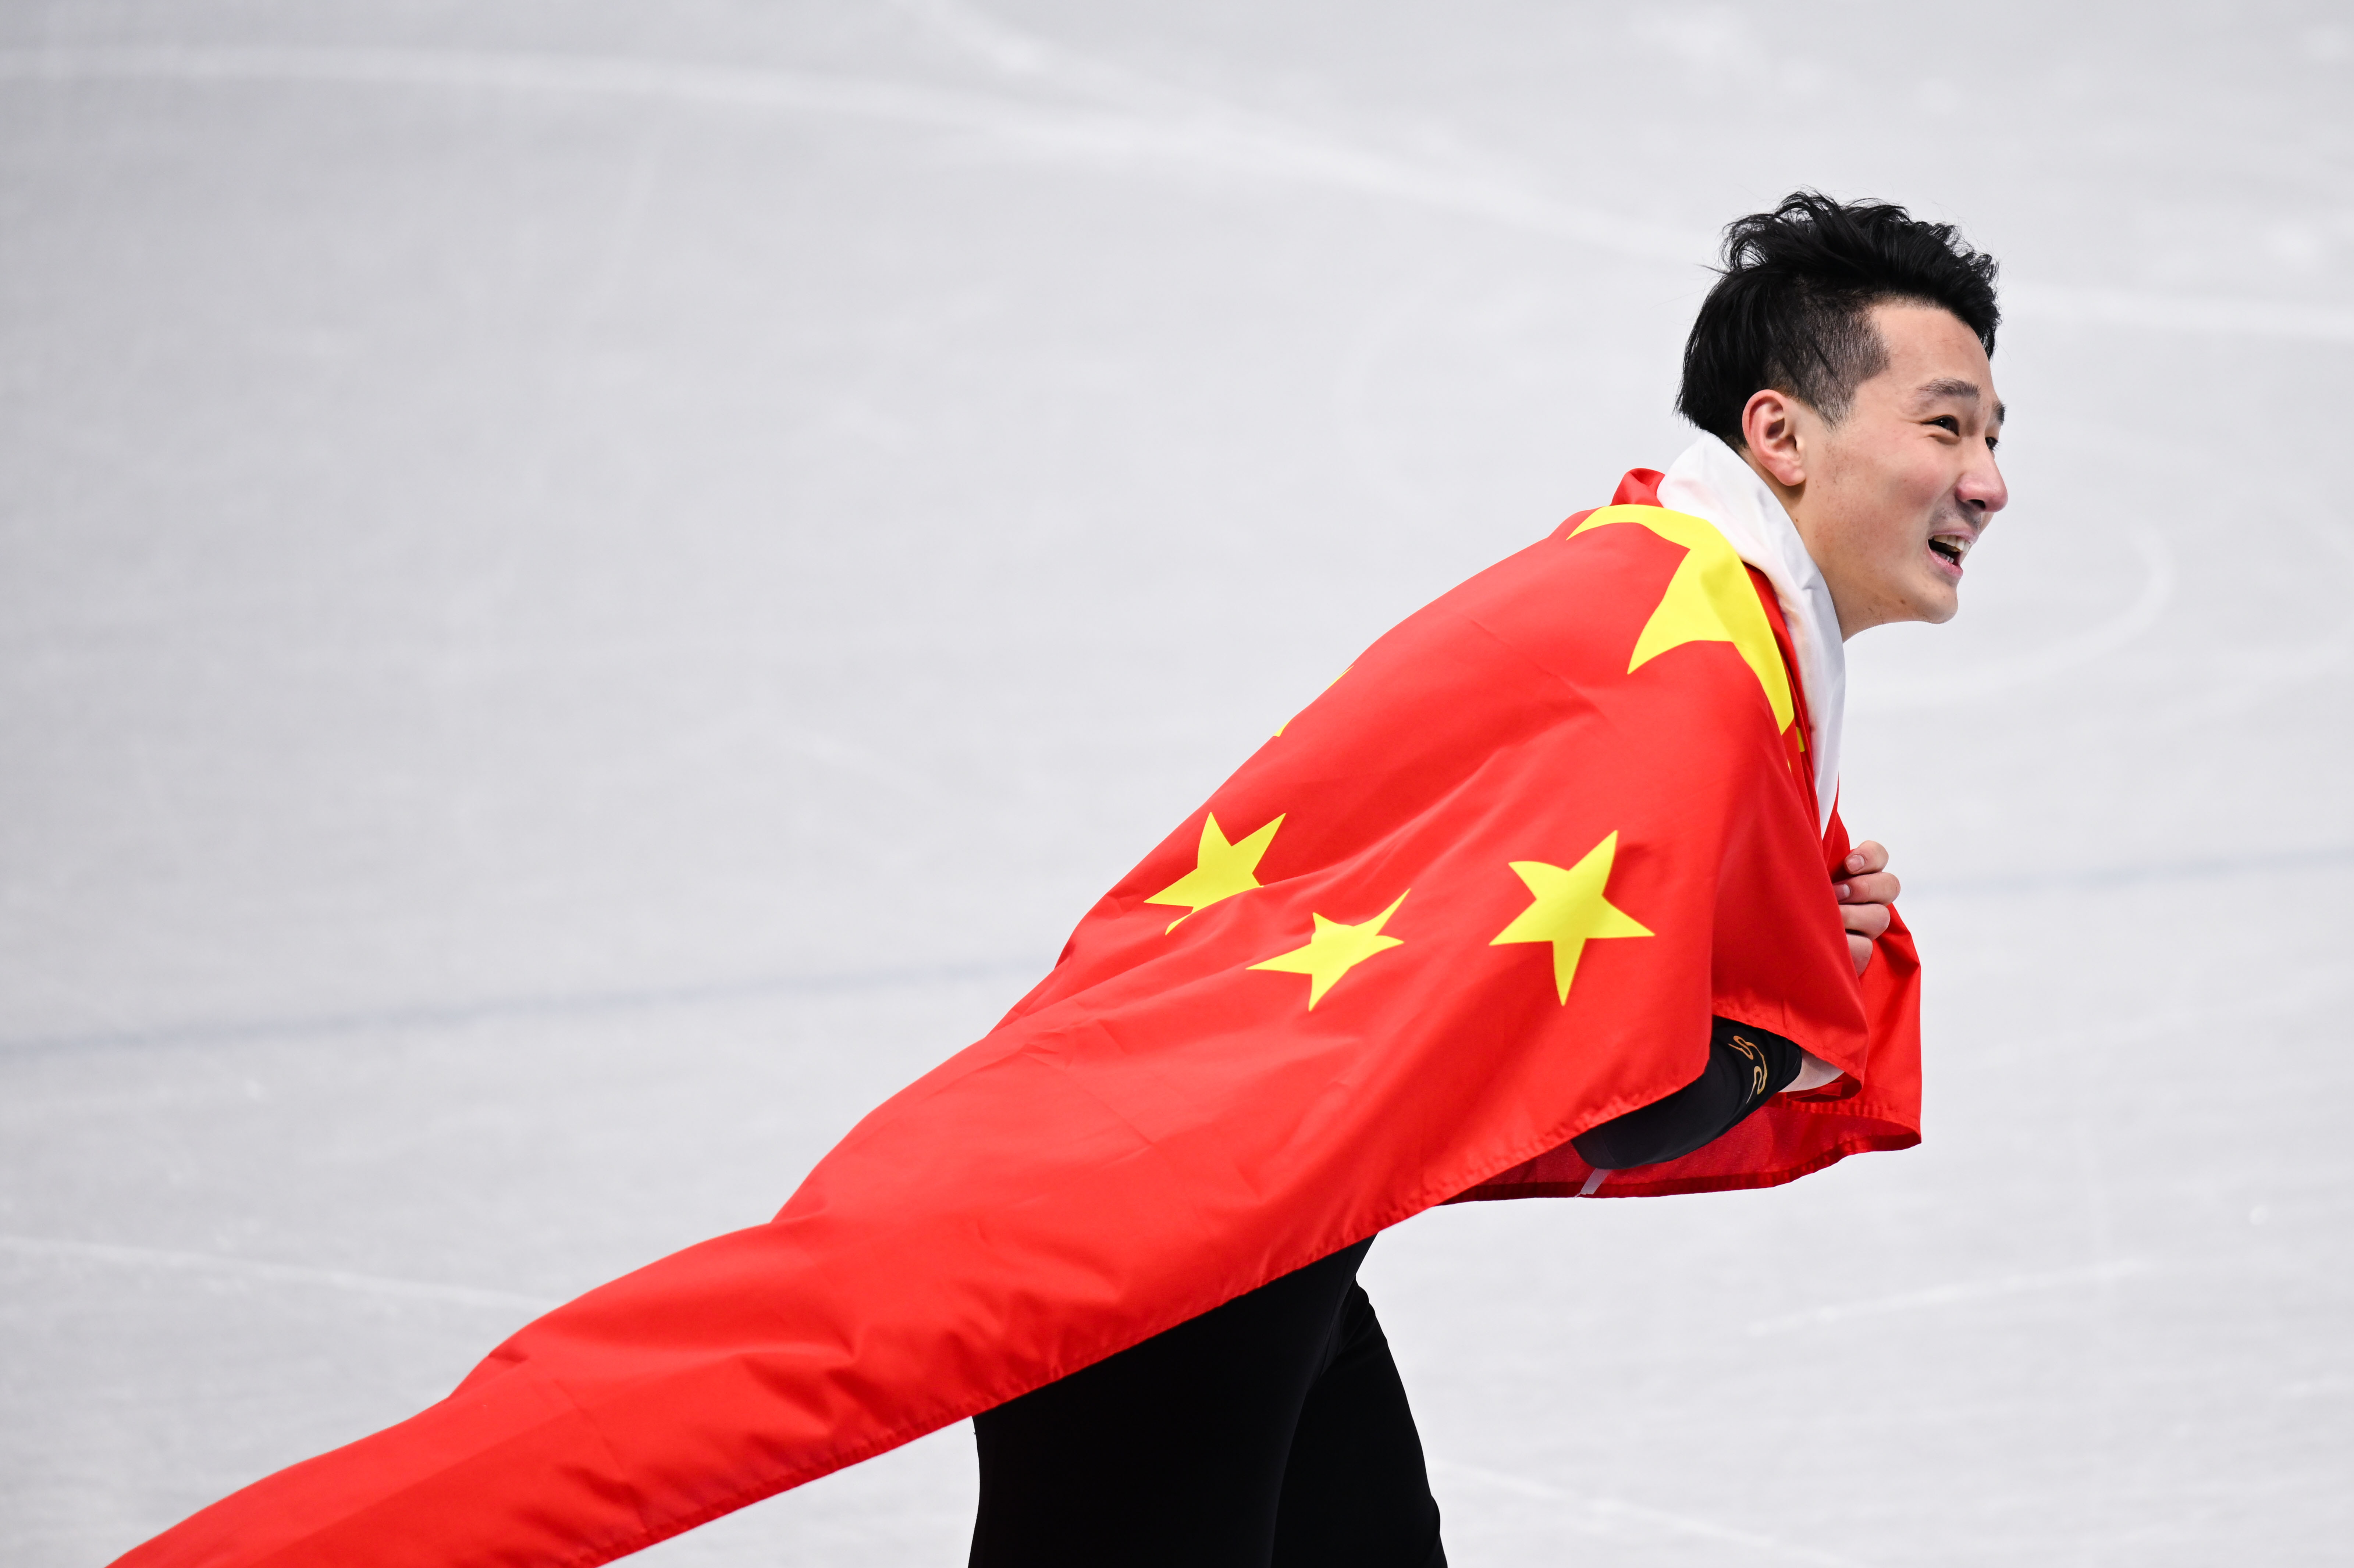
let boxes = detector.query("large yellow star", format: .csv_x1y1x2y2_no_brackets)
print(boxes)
1490,832,1653,1002
1145,813,1284,931
1250,891,1409,1009
1570,506,1796,735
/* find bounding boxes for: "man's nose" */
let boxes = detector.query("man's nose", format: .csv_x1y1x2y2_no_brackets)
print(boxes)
1959,447,2008,516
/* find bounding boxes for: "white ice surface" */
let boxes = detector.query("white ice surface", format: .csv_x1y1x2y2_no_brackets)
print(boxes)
4,3,2351,1564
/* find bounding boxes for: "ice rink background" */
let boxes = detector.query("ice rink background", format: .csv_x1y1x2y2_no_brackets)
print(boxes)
5,3,2351,1564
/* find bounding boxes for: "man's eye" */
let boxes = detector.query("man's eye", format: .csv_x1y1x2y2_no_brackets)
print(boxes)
1930,416,1961,435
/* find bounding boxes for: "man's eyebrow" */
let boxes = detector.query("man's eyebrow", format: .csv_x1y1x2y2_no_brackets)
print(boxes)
1909,376,2005,424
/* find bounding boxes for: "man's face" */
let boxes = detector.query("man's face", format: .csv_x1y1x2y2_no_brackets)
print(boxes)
1764,303,2009,638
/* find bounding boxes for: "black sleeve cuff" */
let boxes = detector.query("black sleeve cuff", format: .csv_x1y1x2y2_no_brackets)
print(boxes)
1569,1018,1805,1170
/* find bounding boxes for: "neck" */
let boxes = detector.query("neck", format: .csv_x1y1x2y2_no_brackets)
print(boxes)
1729,441,1860,641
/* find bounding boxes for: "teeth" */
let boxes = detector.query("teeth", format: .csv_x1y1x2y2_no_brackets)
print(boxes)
1930,534,1971,563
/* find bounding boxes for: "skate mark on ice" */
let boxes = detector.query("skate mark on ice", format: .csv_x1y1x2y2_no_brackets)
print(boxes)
0,956,1048,1059
1431,1458,1875,1565
899,0,2354,352
11,42,2351,348
13,39,2354,353
0,1233,559,1314
0,43,1689,262
1745,1258,2154,1337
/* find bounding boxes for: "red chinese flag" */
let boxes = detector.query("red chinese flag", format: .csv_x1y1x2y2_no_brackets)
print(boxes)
117,470,1921,1568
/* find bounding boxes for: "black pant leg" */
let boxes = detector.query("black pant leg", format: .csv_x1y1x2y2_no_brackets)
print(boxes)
1273,1282,1447,1568
968,1239,1375,1568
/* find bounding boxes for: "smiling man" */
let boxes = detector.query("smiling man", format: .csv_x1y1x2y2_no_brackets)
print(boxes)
117,194,2001,1568
972,191,2010,1567
1681,197,2008,644
1579,189,2010,1117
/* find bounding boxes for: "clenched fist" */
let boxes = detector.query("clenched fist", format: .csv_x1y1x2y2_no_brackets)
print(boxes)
1835,839,1900,977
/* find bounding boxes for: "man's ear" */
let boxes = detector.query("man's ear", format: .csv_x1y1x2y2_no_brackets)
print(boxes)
1740,389,1809,489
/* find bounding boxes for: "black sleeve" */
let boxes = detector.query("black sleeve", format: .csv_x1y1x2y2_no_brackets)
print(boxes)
1569,1018,1805,1170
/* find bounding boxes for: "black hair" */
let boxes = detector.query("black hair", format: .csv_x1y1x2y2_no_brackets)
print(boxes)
1675,191,2000,447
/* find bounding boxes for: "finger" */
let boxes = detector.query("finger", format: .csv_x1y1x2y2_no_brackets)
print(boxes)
1841,902,1891,940
1834,870,1902,904
1848,932,1875,976
1840,840,1889,877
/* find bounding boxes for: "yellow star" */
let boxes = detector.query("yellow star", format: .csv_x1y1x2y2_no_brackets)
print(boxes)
1145,813,1284,931
1250,891,1409,1009
1571,506,1796,735
1490,832,1654,1002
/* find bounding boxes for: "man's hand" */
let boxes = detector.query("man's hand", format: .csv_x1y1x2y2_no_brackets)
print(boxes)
1775,841,1902,1096
1835,840,1900,976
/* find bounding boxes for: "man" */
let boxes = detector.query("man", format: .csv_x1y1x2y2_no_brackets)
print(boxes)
115,192,2001,1568
966,190,2002,1568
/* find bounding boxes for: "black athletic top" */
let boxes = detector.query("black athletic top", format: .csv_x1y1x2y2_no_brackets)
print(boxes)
1569,1016,1807,1170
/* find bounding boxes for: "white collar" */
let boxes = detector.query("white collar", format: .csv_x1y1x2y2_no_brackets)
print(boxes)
1655,434,1845,829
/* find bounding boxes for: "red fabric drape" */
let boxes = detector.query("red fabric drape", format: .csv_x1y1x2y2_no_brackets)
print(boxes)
120,471,1920,1568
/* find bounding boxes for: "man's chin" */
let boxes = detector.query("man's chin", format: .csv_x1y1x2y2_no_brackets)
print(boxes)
1886,573,1960,627
1913,587,1961,625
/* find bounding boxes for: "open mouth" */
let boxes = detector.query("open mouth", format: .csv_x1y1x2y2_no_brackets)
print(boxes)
1927,532,1973,574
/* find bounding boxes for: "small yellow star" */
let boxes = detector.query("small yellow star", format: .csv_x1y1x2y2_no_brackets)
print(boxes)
1491,832,1653,1002
1145,812,1284,932
1250,891,1409,1009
